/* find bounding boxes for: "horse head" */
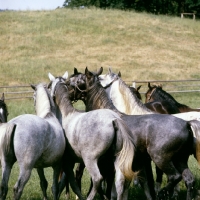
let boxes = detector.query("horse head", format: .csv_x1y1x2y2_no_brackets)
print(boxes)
145,82,160,103
129,85,142,100
48,71,68,98
68,67,103,103
98,67,119,88
0,93,9,123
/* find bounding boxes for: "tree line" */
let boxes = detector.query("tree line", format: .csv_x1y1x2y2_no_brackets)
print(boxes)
63,0,200,16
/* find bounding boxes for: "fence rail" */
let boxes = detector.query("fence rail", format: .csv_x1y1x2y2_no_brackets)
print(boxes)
1,79,200,100
127,79,200,95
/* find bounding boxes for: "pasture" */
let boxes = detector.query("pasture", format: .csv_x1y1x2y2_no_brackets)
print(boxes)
1,8,200,199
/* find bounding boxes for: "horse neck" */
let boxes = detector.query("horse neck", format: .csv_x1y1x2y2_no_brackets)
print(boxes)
86,82,120,114
152,88,185,108
54,83,75,118
109,79,154,115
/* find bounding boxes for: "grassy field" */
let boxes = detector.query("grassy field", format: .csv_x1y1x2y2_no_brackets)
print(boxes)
1,8,200,199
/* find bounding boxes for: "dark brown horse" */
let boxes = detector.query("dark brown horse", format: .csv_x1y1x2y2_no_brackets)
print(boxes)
68,67,200,200
128,83,180,114
145,82,200,113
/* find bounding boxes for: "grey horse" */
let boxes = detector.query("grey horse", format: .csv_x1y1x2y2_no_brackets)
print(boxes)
0,83,66,200
48,72,136,200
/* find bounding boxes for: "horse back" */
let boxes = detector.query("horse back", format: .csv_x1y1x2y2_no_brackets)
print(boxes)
8,114,66,167
61,109,121,160
122,114,192,158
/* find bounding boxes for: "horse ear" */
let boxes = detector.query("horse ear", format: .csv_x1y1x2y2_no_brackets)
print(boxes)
137,85,142,91
85,67,89,75
157,83,162,88
74,68,78,74
48,72,55,81
30,84,36,90
118,71,121,77
85,67,92,79
1,93,4,101
148,82,151,89
62,71,68,80
97,67,103,76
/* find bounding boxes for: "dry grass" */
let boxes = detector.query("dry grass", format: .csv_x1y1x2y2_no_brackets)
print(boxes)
1,8,200,199
1,8,200,87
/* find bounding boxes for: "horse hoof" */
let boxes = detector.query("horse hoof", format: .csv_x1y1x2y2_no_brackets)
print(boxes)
157,188,170,200
172,194,179,200
65,193,70,200
75,195,79,200
103,195,109,200
194,190,200,200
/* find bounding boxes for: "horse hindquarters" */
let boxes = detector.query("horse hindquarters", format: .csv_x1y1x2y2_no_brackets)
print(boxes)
0,123,16,200
156,122,196,200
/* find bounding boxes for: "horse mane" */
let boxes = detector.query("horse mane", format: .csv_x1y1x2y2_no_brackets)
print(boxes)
36,83,56,118
152,87,187,108
117,78,154,114
87,80,121,115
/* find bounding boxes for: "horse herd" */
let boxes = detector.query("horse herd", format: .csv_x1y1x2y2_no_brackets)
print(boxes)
0,67,200,200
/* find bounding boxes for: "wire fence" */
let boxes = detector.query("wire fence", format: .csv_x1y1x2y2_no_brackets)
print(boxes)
1,79,200,100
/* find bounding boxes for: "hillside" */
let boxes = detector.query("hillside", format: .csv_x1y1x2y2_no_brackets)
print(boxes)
1,8,200,86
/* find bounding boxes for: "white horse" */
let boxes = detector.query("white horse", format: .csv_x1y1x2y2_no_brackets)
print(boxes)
99,68,200,121
0,83,66,200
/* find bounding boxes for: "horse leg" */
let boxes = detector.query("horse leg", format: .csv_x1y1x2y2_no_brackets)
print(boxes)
51,165,62,200
114,163,130,200
13,165,32,200
58,172,70,199
145,161,156,199
87,178,108,200
156,162,182,200
105,167,115,200
0,161,14,200
84,159,103,200
156,165,180,199
63,163,84,200
137,167,155,200
95,159,115,200
37,168,48,200
176,162,195,200
75,163,85,200
155,166,162,194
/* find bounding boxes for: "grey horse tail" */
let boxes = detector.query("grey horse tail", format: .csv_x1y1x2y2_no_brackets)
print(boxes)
2,123,16,156
188,120,200,165
113,118,136,181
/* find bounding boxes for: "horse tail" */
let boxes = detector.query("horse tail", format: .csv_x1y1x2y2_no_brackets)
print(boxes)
0,123,16,155
113,118,135,181
188,120,200,165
